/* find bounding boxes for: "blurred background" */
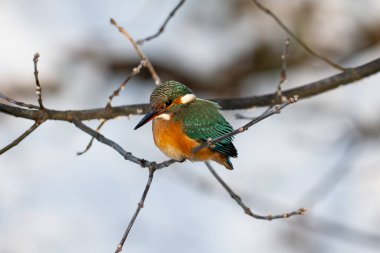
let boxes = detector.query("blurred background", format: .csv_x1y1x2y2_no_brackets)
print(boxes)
1,0,380,252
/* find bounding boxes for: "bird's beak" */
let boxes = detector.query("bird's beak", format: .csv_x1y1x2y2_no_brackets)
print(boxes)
134,108,160,130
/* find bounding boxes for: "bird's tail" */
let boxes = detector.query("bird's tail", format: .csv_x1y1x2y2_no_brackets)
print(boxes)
225,158,234,170
215,156,234,170
211,152,234,170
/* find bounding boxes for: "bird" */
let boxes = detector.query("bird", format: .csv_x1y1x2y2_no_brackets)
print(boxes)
134,80,237,169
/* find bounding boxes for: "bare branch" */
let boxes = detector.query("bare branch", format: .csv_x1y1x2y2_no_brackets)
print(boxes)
76,118,107,155
137,0,186,45
110,18,161,85
252,0,346,71
237,38,291,120
205,162,306,220
106,60,146,108
0,121,41,155
193,97,297,154
115,166,156,253
33,53,44,109
77,60,145,155
212,57,378,109
2,57,379,122
0,92,39,110
0,54,44,110
276,38,290,101
72,117,177,170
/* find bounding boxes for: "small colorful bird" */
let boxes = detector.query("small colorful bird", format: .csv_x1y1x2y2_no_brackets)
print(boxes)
134,81,237,169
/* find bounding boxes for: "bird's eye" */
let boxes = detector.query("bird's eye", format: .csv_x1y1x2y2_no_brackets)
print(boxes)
165,100,172,106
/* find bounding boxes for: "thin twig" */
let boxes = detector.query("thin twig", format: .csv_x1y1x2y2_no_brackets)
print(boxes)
33,53,44,109
115,166,156,253
106,61,146,108
0,92,39,109
77,61,145,155
1,52,47,150
110,18,161,85
0,121,41,155
205,162,306,220
276,37,290,101
72,117,177,169
74,118,177,253
76,118,107,155
0,53,44,110
193,97,298,154
237,38,291,120
252,0,347,71
137,0,186,45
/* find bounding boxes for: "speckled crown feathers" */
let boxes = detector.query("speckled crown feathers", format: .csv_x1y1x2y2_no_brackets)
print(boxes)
150,81,193,108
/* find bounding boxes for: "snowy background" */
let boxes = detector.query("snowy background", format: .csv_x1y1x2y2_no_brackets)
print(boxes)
1,0,380,253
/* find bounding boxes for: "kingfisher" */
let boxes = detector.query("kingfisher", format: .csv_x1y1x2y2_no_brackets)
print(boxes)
134,81,238,169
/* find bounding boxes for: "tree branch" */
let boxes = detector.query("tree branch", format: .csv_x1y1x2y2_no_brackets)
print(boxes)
72,117,177,169
205,162,306,220
33,53,44,109
110,18,161,85
193,97,297,154
115,166,156,253
0,92,39,110
137,0,186,45
276,37,290,101
77,118,107,155
2,57,379,122
213,57,379,108
77,60,146,155
252,0,346,71
0,121,41,155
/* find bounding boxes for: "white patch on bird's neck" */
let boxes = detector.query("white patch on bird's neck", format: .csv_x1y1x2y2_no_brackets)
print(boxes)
156,113,171,120
180,94,196,104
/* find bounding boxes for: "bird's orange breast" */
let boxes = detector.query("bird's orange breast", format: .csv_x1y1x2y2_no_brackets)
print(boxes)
152,118,224,163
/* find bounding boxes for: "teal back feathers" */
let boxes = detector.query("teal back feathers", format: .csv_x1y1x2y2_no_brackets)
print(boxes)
175,99,238,159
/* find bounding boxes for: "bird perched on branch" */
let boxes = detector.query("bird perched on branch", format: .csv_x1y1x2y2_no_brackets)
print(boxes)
134,81,237,169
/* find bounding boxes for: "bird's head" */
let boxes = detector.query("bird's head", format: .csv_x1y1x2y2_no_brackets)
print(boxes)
134,81,196,130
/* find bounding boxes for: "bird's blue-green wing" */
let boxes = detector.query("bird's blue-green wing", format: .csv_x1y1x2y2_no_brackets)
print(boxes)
176,99,237,158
